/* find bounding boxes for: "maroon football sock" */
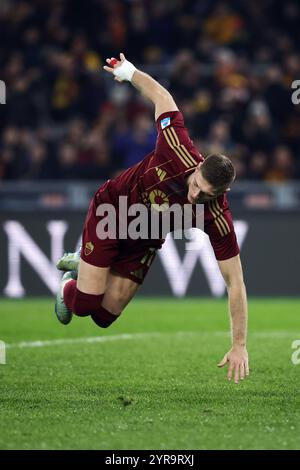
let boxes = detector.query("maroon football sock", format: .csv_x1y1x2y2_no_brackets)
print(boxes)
63,282,118,327
64,281,102,317
63,279,78,312
91,307,118,328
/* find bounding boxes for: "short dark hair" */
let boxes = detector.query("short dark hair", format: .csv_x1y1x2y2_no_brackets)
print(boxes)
201,154,236,191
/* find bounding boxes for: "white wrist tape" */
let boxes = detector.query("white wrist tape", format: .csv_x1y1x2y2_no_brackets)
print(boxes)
113,59,136,82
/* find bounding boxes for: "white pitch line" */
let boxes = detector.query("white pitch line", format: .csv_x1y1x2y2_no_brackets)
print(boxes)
249,332,300,339
6,332,163,350
5,330,300,350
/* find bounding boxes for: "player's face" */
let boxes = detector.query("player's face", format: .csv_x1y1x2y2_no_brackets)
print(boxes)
187,166,220,203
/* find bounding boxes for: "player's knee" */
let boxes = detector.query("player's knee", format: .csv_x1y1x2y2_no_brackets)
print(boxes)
91,307,119,328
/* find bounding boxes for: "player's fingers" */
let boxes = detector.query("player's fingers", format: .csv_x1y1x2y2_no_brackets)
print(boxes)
239,362,245,380
245,360,250,376
217,354,228,367
106,58,117,66
234,364,240,384
120,52,126,62
114,76,122,82
227,363,234,381
103,65,114,73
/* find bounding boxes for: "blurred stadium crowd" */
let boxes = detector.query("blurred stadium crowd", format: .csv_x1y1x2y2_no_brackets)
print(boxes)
0,0,300,181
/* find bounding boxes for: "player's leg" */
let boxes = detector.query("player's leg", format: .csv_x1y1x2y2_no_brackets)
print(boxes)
62,258,123,328
56,243,156,327
55,250,140,323
77,258,108,295
55,258,110,325
55,197,159,327
97,243,158,321
55,186,122,326
57,262,139,328
101,270,139,315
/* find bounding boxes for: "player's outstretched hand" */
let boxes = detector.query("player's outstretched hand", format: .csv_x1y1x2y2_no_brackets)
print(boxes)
217,346,249,384
103,53,126,82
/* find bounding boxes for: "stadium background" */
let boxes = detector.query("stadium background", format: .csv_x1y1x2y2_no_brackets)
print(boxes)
0,0,300,451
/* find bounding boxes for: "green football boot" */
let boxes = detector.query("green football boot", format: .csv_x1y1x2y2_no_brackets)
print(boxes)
54,271,77,325
56,248,81,274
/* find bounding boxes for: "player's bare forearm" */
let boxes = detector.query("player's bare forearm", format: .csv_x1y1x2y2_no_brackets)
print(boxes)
217,255,249,383
131,70,167,100
131,70,177,118
103,53,178,119
228,281,248,348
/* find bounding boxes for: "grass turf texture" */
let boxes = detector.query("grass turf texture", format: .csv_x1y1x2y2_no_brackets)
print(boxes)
0,297,300,450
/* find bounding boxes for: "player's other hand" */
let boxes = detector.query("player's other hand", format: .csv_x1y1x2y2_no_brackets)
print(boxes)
103,53,126,81
217,346,249,384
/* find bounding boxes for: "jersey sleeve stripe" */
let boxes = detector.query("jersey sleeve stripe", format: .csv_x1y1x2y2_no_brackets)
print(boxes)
208,202,225,236
208,200,230,237
164,128,195,167
214,199,231,233
164,127,177,148
165,128,193,167
176,145,195,167
212,201,229,235
169,127,197,166
163,129,191,168
179,144,197,166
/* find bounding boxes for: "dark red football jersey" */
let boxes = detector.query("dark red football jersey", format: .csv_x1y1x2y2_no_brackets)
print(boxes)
97,111,239,261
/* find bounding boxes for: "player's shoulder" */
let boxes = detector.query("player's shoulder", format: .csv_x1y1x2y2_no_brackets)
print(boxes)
205,193,231,223
204,191,235,240
156,110,185,133
155,110,203,169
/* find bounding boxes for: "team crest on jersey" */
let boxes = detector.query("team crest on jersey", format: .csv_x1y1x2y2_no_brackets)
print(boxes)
149,189,169,211
155,167,167,181
160,117,170,129
84,241,94,256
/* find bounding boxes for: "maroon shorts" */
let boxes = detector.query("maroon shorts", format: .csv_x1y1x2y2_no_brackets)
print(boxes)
81,186,163,285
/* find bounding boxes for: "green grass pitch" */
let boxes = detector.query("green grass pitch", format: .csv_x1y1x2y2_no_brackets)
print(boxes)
0,297,300,450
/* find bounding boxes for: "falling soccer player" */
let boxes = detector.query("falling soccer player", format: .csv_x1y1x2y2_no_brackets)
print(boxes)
55,53,249,384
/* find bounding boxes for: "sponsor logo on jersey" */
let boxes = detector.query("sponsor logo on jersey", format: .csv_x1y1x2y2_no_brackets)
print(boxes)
160,117,170,129
149,189,169,211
